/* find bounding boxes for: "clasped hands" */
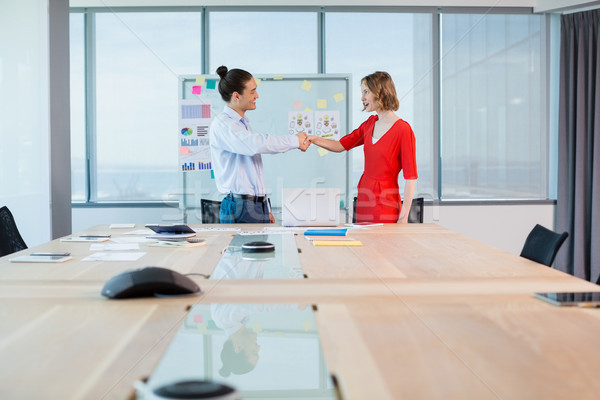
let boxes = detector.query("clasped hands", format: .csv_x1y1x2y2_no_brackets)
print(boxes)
297,132,318,152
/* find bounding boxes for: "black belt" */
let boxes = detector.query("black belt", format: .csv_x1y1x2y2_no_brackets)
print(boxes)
229,193,268,203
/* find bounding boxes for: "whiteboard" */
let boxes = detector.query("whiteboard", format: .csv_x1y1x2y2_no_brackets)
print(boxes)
178,74,352,222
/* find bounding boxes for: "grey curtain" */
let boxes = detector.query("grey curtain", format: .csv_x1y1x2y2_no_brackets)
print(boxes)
556,10,600,283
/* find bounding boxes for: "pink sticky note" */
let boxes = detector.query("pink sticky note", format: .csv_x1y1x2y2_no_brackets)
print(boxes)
293,100,303,110
180,147,190,155
192,86,202,95
193,314,203,323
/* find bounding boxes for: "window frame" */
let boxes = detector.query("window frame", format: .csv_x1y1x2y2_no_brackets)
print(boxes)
69,6,556,208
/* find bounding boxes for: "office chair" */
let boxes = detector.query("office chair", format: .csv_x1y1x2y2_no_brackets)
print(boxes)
520,224,568,267
0,206,28,257
200,199,221,224
352,197,424,223
405,197,424,224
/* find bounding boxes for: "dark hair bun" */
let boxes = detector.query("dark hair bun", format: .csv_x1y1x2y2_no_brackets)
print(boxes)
216,66,228,79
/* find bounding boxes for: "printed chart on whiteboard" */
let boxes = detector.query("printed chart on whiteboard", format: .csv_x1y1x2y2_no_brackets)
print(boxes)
178,99,213,171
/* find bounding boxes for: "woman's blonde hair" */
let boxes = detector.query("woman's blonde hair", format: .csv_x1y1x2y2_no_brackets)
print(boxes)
361,71,399,112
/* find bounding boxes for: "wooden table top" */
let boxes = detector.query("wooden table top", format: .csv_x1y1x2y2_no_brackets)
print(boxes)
1,223,598,399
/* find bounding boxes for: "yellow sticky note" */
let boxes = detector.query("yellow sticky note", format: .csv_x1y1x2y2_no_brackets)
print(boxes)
273,74,284,80
305,107,313,112
197,323,207,333
302,320,314,331
252,322,263,333
317,147,328,157
195,76,206,85
334,92,344,102
317,99,327,109
301,80,312,91
254,78,261,87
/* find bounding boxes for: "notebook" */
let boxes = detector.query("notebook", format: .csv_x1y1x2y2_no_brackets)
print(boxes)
281,188,341,227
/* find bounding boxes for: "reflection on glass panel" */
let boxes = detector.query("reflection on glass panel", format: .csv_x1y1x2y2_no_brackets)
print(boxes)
212,234,303,280
325,12,435,202
95,12,202,201
209,12,318,74
70,13,86,202
141,304,336,399
441,13,546,199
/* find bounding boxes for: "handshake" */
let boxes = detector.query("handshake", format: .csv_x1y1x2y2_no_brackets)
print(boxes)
297,132,317,152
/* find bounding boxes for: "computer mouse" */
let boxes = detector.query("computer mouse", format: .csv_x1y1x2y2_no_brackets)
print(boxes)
101,266,201,299
241,241,275,253
152,380,239,400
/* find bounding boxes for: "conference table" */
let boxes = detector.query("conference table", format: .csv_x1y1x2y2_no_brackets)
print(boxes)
1,223,600,399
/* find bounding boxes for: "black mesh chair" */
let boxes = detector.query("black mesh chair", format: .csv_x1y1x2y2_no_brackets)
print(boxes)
405,197,424,224
352,197,424,223
0,206,28,257
520,224,568,267
200,199,221,224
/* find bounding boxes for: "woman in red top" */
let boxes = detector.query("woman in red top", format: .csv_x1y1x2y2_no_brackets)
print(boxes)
307,71,417,223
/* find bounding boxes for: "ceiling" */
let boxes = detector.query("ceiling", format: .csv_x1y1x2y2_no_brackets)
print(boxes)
69,0,600,14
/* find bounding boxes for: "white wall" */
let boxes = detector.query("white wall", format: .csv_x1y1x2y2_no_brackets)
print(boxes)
0,1,51,247
535,0,600,13
430,203,555,255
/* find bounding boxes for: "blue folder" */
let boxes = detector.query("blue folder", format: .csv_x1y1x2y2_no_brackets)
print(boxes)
303,228,348,236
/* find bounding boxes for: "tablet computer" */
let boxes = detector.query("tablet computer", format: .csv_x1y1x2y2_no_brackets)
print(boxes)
146,224,195,234
534,292,600,307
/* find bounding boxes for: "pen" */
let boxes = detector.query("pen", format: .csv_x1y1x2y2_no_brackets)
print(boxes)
577,303,600,308
30,252,71,256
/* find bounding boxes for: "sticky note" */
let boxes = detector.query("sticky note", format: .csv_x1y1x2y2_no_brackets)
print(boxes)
180,147,190,155
293,100,302,110
254,78,261,87
197,323,207,333
193,314,203,323
252,322,263,332
317,99,327,109
192,86,201,95
302,320,313,331
273,74,284,80
206,80,216,89
334,92,344,102
195,76,206,85
301,80,312,91
305,107,313,112
318,147,328,157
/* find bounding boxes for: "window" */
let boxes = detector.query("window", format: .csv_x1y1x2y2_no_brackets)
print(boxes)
208,11,318,74
70,12,86,202
93,11,202,201
441,13,548,199
325,12,435,200
71,7,554,204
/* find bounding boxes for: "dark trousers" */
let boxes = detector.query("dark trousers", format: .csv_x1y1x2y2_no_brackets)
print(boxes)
220,195,270,223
